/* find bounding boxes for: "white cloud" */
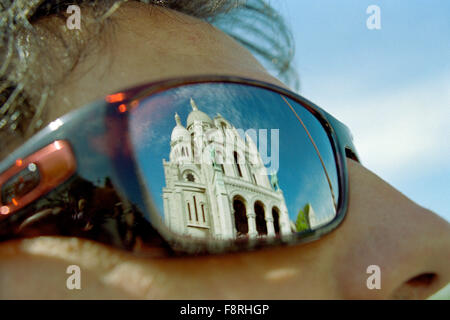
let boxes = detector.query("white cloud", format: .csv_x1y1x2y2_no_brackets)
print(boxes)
301,73,450,180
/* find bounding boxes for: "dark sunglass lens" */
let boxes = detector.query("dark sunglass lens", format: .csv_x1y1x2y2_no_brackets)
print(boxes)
129,83,339,249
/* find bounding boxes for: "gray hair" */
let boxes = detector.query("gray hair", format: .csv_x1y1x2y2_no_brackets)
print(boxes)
0,0,298,152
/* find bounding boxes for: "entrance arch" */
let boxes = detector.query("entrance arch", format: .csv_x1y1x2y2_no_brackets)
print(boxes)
254,201,267,236
272,206,281,236
233,196,248,237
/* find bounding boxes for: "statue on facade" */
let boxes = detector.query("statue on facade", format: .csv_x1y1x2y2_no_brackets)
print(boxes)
270,171,280,191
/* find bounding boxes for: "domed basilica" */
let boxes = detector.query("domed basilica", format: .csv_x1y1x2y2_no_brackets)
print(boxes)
162,99,293,240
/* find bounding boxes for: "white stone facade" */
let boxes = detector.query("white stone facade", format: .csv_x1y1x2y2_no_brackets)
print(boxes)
307,204,329,229
162,99,293,240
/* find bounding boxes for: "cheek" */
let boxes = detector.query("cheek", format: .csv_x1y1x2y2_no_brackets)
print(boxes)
327,159,438,298
154,242,340,299
327,160,390,295
0,249,129,299
0,238,138,299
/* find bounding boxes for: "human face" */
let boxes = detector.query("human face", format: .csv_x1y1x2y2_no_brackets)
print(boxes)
0,3,448,299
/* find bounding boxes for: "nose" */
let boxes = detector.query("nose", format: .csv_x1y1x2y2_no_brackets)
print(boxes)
384,205,450,299
335,160,450,299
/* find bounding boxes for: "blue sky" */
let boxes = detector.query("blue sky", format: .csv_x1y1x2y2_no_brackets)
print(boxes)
270,0,450,221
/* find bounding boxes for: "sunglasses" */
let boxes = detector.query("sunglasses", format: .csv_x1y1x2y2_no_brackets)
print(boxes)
0,76,359,256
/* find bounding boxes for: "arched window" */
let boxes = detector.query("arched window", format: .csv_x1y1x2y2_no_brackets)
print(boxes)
233,197,248,236
234,151,243,177
186,173,195,182
201,204,206,223
191,132,195,157
187,203,192,221
193,196,199,221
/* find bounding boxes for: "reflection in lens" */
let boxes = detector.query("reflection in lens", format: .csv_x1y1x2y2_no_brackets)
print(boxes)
130,83,339,245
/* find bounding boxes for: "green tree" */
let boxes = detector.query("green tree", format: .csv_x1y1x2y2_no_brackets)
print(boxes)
295,204,311,232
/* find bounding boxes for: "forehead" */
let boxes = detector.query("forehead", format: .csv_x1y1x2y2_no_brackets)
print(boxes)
47,3,287,121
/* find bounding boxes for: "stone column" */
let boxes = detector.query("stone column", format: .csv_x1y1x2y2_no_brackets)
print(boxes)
266,216,275,237
162,194,170,228
211,166,234,239
280,208,291,235
174,188,185,235
246,211,257,238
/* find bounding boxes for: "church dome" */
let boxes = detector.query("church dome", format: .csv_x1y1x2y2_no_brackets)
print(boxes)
186,98,214,128
171,113,190,142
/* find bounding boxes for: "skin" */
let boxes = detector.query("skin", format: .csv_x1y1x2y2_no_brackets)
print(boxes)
0,3,449,299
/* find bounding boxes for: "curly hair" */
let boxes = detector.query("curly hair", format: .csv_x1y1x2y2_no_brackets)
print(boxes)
0,0,298,154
